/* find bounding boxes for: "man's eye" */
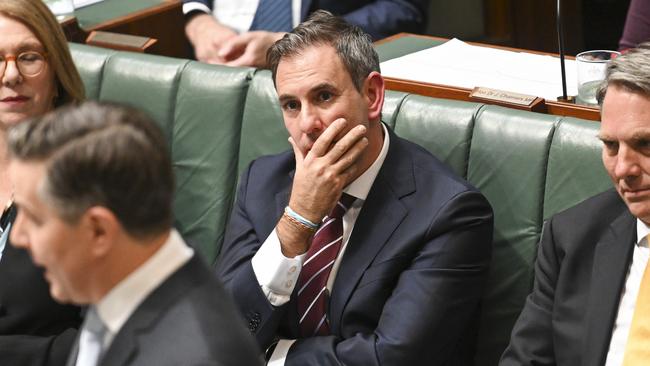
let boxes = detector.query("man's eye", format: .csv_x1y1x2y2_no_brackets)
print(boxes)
319,91,332,102
637,139,650,149
602,140,618,152
283,101,299,111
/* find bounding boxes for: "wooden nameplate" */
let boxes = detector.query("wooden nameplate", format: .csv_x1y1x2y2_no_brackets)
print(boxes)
86,31,157,53
469,87,546,112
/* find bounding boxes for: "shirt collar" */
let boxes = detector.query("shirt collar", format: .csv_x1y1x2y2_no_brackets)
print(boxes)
636,219,650,247
95,229,193,335
344,123,390,201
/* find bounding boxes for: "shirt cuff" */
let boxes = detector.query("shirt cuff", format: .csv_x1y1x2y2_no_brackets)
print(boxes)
252,229,305,306
182,3,211,15
267,339,296,366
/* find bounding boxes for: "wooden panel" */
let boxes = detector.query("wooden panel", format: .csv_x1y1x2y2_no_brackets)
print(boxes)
483,0,584,55
61,0,191,59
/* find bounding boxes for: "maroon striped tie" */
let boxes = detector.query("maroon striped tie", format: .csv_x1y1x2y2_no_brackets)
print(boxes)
296,193,356,337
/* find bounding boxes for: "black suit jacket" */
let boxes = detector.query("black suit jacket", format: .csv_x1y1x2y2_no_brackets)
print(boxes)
218,128,494,365
0,205,81,366
66,254,263,366
500,188,635,366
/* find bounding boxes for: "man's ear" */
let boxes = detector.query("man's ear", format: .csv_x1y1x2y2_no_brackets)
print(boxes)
83,206,120,258
364,71,385,122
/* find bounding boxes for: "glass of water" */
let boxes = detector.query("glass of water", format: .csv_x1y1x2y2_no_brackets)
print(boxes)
576,50,620,106
43,0,75,19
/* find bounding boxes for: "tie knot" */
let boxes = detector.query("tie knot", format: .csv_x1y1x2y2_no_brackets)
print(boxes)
84,307,107,338
328,193,356,220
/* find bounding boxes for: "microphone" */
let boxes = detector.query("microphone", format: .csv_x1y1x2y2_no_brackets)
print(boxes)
556,0,573,103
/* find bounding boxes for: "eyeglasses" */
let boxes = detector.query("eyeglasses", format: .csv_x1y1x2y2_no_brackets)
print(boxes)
0,51,47,77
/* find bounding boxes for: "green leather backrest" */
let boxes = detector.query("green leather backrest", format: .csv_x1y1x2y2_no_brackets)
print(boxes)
544,118,611,219
469,107,560,364
390,97,611,365
394,95,480,178
70,43,254,263
237,70,288,176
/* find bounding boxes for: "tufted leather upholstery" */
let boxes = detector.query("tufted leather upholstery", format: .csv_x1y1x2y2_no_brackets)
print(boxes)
69,43,612,366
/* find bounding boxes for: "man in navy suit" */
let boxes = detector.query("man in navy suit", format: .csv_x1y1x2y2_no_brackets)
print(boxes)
182,0,427,66
218,11,494,365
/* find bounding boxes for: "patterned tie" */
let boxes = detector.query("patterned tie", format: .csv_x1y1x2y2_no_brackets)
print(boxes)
249,0,293,33
296,193,356,337
623,234,650,365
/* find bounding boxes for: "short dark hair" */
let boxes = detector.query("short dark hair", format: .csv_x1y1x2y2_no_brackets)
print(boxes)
597,42,650,104
267,10,380,92
8,101,174,239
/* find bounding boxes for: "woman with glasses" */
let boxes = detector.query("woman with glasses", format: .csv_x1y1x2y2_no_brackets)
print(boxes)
0,0,85,365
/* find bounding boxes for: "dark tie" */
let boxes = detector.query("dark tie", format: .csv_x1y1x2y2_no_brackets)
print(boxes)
249,0,293,33
296,193,356,337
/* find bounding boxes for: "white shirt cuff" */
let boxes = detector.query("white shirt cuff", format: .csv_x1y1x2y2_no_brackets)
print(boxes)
182,3,211,15
252,229,305,306
267,339,296,366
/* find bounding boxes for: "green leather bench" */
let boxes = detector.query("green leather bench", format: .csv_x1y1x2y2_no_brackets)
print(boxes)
68,43,612,366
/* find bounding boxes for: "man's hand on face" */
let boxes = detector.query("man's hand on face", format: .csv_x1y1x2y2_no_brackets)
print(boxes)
219,31,286,68
277,119,368,257
185,13,237,64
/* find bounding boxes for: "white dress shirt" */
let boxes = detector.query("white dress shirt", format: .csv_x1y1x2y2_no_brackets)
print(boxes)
604,219,650,366
0,222,10,262
75,230,193,365
252,124,390,364
182,0,301,33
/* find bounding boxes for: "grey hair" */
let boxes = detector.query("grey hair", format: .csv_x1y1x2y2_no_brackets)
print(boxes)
597,42,650,104
267,10,380,92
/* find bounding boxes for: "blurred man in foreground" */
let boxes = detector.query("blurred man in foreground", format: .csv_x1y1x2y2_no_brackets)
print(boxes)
8,102,262,366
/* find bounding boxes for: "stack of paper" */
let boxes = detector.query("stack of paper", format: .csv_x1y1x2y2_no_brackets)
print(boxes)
73,0,104,9
380,38,578,101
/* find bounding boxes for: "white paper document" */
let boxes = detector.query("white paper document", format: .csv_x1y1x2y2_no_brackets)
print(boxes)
380,38,578,101
73,0,104,9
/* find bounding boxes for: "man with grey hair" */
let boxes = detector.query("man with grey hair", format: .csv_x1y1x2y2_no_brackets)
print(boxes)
7,102,262,366
501,43,650,365
218,10,493,365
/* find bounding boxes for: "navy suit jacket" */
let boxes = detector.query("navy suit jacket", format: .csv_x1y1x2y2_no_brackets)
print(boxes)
182,0,427,39
66,254,263,366
500,189,635,366
218,128,494,365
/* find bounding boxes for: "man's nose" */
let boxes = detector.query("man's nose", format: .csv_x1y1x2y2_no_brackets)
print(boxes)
299,105,323,135
614,145,642,180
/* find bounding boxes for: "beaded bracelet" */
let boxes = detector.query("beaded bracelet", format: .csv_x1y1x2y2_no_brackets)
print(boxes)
284,206,319,230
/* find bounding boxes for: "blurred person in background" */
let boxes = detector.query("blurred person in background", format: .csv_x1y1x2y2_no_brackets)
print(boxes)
619,0,650,52
182,0,428,67
0,0,85,365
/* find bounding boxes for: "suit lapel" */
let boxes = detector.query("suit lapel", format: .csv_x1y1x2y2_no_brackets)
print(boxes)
98,256,201,366
329,131,415,333
583,209,636,366
65,335,80,366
